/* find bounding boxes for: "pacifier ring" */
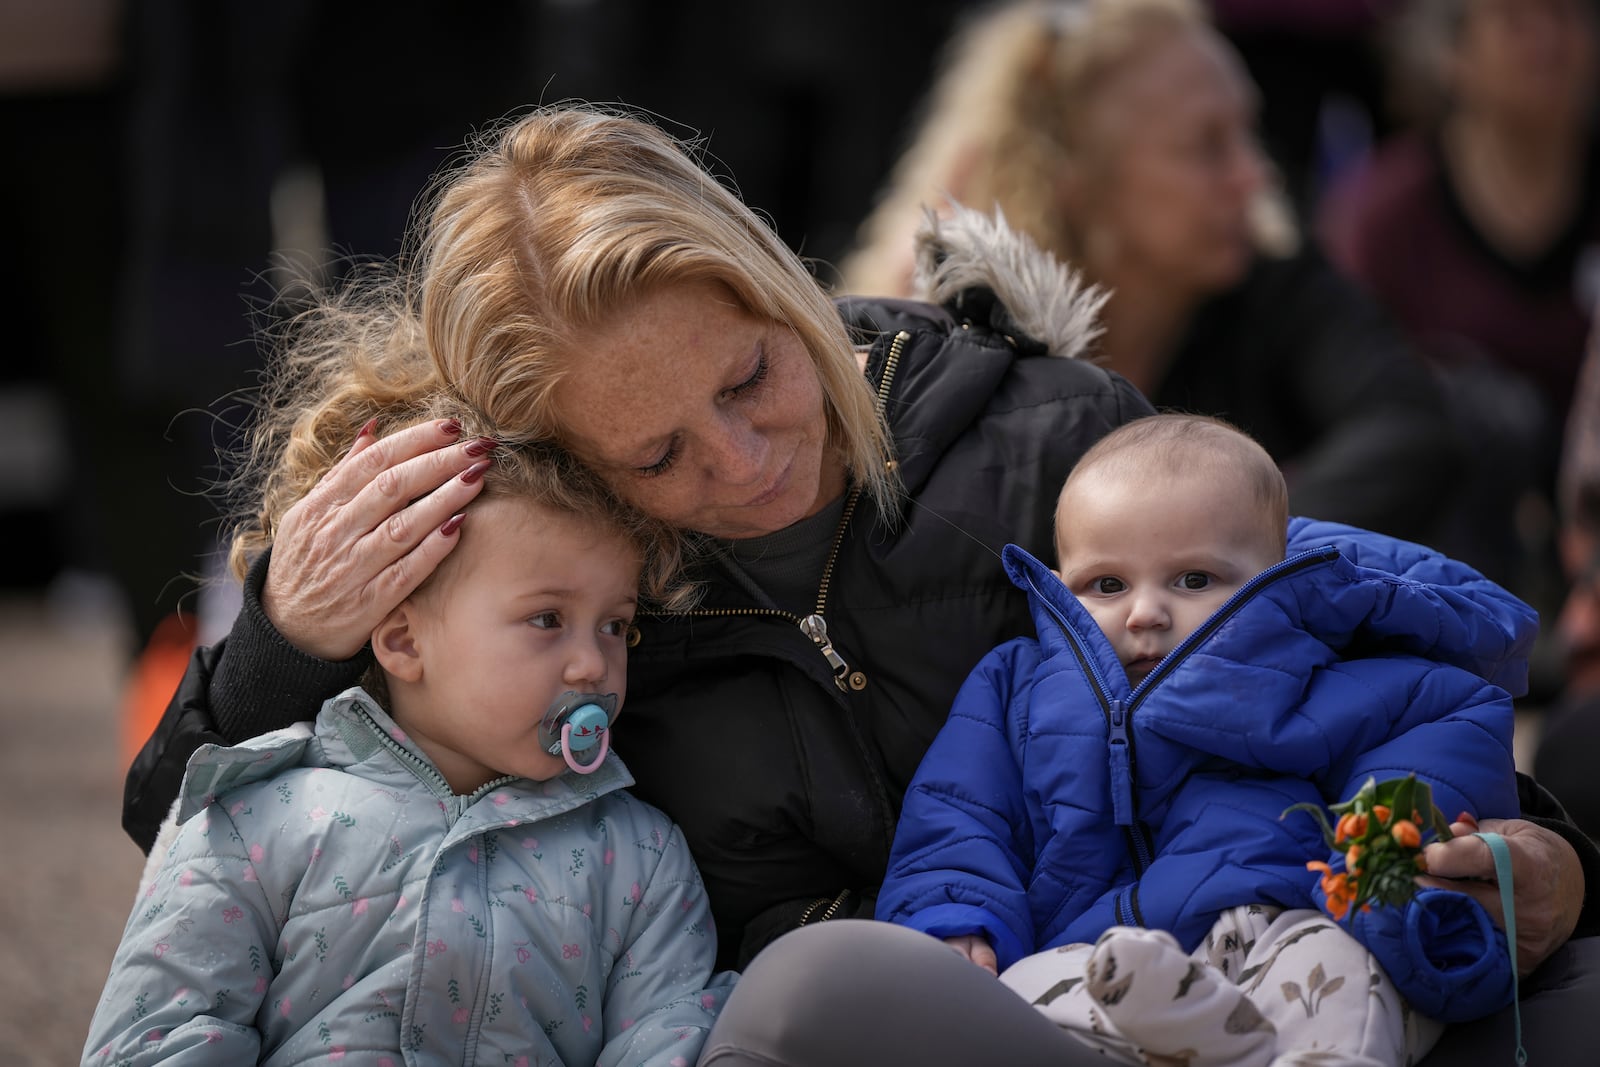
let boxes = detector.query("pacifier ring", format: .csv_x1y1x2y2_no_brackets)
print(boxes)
560,721,610,774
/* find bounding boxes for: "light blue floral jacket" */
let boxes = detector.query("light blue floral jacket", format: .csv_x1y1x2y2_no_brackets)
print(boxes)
84,688,735,1066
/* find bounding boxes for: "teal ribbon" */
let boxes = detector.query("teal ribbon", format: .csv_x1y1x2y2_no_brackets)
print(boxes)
1475,831,1527,1065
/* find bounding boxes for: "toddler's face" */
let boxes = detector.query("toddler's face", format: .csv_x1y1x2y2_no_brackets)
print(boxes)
397,496,641,792
1055,468,1281,687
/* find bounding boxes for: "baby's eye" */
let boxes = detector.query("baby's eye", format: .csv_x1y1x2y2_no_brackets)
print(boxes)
528,611,561,630
1092,577,1125,594
599,618,631,637
1179,572,1211,590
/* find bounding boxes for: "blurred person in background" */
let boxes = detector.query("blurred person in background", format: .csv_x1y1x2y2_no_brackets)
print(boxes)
1534,309,1600,842
840,0,1460,545
1318,0,1600,649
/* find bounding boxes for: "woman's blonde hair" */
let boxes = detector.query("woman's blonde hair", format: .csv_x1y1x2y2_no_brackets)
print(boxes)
227,105,905,602
841,0,1294,297
226,276,690,609
417,105,896,516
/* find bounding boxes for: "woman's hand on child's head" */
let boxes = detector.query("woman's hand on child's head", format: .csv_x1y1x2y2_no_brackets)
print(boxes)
1418,816,1584,976
263,419,493,660
943,934,998,976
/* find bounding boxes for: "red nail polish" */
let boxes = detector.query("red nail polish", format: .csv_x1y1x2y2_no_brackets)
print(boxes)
464,437,499,458
348,417,379,455
460,460,491,484
440,513,465,536
441,418,463,437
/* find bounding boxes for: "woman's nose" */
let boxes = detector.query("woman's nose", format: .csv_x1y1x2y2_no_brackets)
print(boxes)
703,414,769,485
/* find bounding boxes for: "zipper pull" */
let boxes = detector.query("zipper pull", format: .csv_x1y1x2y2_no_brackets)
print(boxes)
1107,698,1134,827
799,614,851,692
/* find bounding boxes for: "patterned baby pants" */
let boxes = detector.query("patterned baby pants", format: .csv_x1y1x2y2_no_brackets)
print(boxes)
998,905,1444,1066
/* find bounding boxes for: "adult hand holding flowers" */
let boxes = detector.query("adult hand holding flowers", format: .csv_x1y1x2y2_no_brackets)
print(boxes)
1287,775,1520,1026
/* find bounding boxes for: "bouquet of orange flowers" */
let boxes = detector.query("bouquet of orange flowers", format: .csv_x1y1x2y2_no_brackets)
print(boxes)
1283,775,1456,922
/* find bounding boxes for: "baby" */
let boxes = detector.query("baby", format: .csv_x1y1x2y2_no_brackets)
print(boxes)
878,414,1531,1066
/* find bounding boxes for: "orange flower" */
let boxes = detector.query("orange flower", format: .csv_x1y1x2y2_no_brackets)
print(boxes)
1335,812,1368,843
1325,873,1354,921
1345,844,1363,871
1372,804,1392,824
1307,860,1355,921
1391,819,1421,849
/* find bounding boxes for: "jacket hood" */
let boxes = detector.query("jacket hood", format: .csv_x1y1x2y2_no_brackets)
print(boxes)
837,203,1123,508
912,202,1107,362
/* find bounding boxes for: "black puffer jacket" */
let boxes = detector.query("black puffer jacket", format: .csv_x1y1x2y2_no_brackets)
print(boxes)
620,293,1147,966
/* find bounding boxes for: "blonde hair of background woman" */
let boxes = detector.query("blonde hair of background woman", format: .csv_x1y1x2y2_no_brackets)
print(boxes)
840,0,1295,298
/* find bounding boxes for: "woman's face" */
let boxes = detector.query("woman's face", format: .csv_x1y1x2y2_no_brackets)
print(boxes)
1452,0,1598,129
1073,26,1267,297
554,280,844,540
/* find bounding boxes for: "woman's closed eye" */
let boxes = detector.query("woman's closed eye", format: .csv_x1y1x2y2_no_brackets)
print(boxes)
719,346,769,403
634,347,769,478
636,438,682,478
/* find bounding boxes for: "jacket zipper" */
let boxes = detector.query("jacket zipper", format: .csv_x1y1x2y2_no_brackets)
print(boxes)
1021,546,1339,907
647,330,910,693
354,703,511,816
1125,547,1340,715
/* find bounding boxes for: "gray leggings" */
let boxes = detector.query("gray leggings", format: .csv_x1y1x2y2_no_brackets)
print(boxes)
698,920,1600,1067
698,920,1109,1066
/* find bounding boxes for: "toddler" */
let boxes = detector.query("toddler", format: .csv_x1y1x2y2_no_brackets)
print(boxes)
84,408,734,1066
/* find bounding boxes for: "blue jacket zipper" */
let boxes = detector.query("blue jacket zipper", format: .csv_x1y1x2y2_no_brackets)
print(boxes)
1022,546,1340,897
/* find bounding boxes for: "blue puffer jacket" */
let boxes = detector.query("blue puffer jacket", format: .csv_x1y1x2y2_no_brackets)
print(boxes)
877,519,1535,1022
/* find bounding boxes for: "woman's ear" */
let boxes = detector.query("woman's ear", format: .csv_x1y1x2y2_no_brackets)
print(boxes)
372,603,424,683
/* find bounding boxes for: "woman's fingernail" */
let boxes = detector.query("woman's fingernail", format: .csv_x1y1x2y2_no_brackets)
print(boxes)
440,513,465,537
460,460,491,484
348,417,379,455
441,418,463,437
464,437,499,458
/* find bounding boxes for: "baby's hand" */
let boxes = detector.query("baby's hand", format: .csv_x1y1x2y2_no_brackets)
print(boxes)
944,934,998,976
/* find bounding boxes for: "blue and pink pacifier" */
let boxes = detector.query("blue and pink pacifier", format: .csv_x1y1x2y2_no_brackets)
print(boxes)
538,691,617,774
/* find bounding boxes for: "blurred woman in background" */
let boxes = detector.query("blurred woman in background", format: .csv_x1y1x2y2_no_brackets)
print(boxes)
842,0,1459,543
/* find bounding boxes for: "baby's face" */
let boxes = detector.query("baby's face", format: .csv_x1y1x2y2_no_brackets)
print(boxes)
1055,468,1282,687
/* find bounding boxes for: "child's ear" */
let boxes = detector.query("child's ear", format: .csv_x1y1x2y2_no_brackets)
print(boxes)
372,603,424,683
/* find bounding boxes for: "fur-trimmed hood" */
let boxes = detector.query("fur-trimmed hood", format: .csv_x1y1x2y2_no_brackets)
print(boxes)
911,202,1107,362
